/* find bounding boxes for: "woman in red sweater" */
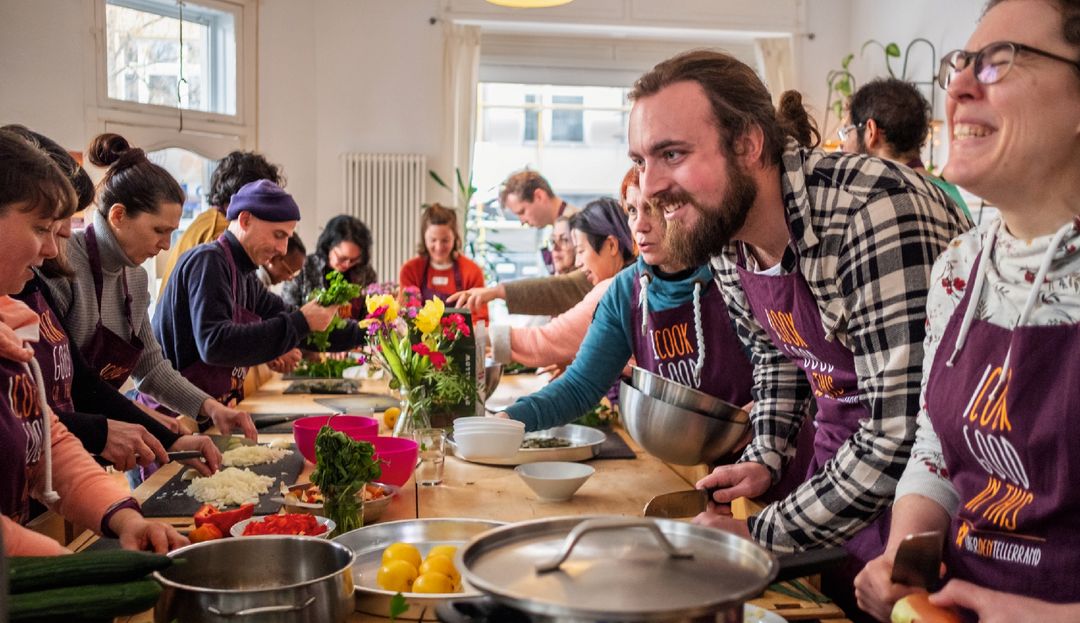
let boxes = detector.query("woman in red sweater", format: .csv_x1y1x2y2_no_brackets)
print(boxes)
399,204,487,323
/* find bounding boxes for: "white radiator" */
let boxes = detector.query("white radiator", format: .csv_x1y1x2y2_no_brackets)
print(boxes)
342,152,427,283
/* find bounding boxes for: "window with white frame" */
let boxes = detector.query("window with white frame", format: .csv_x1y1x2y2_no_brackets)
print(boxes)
96,0,254,160
471,82,632,283
105,0,237,116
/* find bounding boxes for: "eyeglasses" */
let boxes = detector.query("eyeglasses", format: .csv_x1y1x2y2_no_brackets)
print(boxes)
837,122,864,142
938,40,1080,89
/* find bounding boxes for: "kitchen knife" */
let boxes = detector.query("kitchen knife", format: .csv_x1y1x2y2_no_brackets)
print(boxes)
643,487,720,518
165,450,205,461
890,530,944,589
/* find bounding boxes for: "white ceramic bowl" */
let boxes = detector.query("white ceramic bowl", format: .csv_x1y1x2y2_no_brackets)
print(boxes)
453,423,526,437
230,515,335,539
514,461,595,501
453,416,524,430
453,428,524,459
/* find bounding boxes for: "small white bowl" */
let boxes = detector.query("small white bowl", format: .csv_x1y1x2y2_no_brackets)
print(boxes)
453,428,524,459
453,416,524,430
230,515,335,539
515,461,595,501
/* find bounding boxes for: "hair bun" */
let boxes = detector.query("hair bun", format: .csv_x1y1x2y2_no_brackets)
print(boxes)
775,90,821,150
87,132,144,169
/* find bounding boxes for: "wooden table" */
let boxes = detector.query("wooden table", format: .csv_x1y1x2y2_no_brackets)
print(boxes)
100,372,849,622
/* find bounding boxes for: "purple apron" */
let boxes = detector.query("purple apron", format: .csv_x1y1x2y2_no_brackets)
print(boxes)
735,246,889,613
21,290,75,412
182,237,262,406
82,224,144,389
630,275,753,405
925,252,1080,602
0,357,45,524
420,259,463,304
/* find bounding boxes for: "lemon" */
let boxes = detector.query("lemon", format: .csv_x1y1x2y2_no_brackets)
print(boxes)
419,554,460,589
412,571,454,594
382,542,422,570
383,407,401,430
426,545,457,560
376,560,418,592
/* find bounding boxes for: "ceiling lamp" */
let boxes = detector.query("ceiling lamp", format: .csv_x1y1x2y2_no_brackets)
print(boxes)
486,0,574,7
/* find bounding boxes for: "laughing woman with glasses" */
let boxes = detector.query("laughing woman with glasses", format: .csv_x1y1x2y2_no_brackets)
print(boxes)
854,1,1080,621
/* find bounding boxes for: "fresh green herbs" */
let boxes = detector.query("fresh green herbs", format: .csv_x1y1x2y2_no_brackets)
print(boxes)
306,271,362,351
388,593,409,621
573,401,617,428
292,358,356,379
309,421,381,536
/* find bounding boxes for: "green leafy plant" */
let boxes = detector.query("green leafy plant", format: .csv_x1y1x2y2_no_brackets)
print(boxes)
573,400,618,428
306,271,362,351
824,53,857,139
861,39,902,77
292,357,357,379
310,421,381,537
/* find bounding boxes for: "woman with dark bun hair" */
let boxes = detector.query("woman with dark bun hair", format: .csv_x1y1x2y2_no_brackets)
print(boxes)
281,214,377,316
42,133,256,441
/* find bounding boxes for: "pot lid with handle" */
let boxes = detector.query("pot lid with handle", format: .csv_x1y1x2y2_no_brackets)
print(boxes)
458,515,779,621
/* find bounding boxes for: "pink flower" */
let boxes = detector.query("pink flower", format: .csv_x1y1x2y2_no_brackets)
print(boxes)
429,352,447,370
411,343,432,356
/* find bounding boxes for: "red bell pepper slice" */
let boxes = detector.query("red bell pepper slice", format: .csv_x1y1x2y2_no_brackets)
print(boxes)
193,503,255,534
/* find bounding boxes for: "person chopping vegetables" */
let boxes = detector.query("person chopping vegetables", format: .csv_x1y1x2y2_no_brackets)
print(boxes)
153,180,367,408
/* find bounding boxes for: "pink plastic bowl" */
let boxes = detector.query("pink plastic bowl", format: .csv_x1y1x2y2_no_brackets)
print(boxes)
293,415,379,463
371,436,420,487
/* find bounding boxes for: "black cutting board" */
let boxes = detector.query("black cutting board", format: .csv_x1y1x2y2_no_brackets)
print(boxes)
140,444,305,517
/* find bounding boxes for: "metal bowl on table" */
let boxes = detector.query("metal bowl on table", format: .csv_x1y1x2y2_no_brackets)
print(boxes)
282,482,399,524
619,380,749,466
333,518,505,620
631,365,749,424
483,360,504,398
154,535,355,623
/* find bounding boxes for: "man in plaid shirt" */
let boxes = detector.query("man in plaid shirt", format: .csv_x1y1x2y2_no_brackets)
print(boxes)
628,50,969,613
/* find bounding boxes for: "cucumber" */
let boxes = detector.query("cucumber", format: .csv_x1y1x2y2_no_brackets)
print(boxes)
9,578,162,621
9,550,172,593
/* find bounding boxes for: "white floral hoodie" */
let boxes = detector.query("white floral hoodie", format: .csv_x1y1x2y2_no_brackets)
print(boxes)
896,215,1080,511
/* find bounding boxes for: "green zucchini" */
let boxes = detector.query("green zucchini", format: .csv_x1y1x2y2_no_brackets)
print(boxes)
9,550,172,593
9,578,162,621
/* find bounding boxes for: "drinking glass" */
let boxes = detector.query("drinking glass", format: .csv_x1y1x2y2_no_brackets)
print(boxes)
414,428,446,486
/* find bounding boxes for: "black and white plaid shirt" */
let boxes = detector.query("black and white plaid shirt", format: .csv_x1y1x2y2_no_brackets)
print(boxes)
712,142,971,552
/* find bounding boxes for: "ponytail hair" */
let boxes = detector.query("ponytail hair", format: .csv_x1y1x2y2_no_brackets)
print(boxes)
88,133,184,218
776,90,820,150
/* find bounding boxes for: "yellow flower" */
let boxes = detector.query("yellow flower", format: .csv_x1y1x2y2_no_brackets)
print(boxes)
365,294,398,322
414,298,445,336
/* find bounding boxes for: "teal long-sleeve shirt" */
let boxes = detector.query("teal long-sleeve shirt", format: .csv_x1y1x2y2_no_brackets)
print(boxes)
506,259,719,431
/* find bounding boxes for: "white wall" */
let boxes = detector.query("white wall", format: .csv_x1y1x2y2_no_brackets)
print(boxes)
0,0,95,150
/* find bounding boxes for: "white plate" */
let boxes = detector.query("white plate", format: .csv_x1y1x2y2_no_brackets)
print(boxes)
230,515,335,538
744,604,787,623
449,424,606,466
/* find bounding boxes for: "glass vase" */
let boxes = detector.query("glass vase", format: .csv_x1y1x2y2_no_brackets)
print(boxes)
323,485,364,538
392,387,431,438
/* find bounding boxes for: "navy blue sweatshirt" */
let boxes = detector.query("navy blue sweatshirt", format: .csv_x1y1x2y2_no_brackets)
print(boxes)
154,231,364,370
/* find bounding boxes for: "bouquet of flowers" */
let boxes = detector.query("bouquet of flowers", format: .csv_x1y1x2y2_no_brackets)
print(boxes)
361,286,475,435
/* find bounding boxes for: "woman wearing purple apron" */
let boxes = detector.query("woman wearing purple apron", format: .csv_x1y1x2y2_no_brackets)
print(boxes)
398,204,488,323
501,170,757,440
42,133,256,440
489,197,636,410
153,180,366,413
855,2,1080,620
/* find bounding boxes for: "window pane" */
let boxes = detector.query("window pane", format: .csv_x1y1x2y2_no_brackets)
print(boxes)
523,94,538,143
147,147,215,229
106,0,236,115
551,95,583,142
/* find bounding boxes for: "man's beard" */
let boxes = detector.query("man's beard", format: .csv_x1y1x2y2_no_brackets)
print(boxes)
658,161,757,267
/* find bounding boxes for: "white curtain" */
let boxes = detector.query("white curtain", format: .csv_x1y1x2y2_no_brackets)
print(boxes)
755,36,795,105
440,23,481,207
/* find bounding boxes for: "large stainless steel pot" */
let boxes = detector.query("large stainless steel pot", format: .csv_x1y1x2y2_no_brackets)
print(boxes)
445,516,845,623
153,535,355,623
